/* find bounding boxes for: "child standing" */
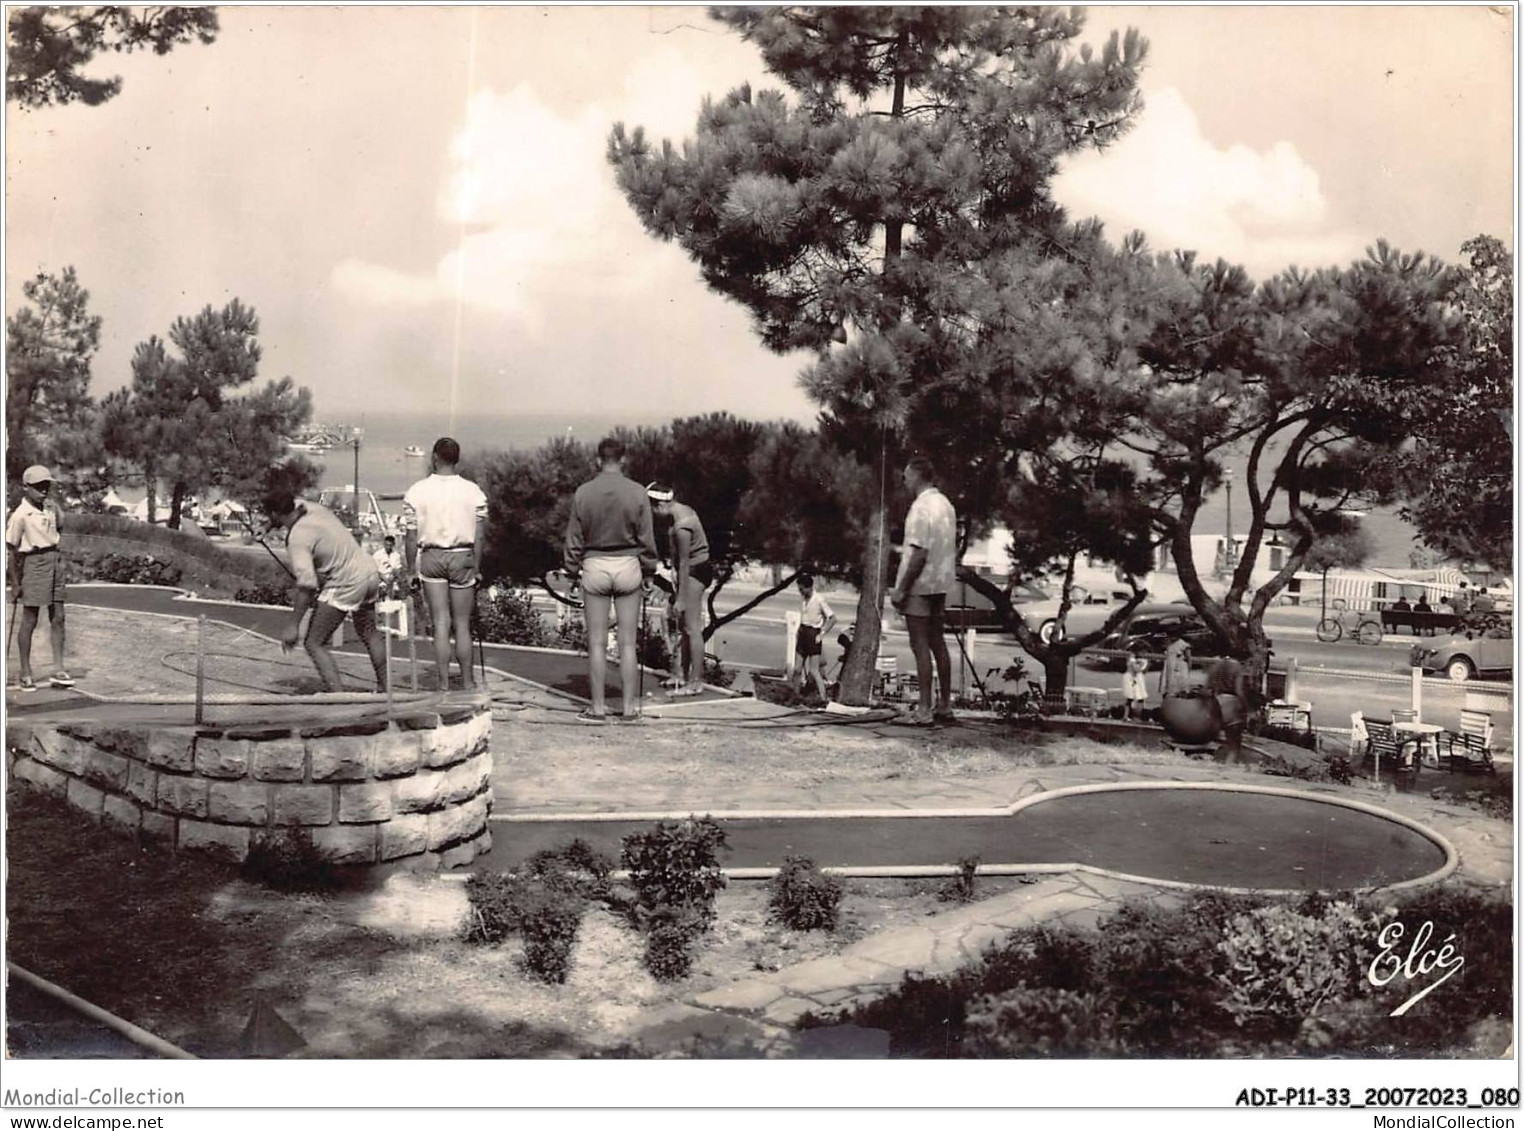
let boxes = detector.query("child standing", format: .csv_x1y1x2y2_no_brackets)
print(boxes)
6,466,72,691
791,571,835,703
1122,644,1148,719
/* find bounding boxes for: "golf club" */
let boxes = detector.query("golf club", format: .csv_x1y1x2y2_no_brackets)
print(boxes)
6,593,19,676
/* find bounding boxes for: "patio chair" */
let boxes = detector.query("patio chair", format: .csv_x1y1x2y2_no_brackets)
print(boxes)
1267,700,1313,733
1362,718,1419,774
1347,710,1367,758
1391,708,1418,725
1442,709,1497,773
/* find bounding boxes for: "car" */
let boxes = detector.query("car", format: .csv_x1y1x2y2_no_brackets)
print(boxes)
1412,622,1513,682
1086,603,1244,670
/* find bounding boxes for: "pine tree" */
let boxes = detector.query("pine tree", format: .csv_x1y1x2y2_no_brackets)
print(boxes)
611,6,1148,702
6,267,103,492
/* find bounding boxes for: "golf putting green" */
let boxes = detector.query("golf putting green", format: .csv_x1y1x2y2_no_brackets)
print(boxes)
484,786,1451,892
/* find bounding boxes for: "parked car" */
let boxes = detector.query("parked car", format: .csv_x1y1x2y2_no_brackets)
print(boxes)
1086,603,1246,670
1412,622,1513,682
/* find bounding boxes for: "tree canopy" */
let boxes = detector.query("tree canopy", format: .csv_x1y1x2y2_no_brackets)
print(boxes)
5,267,103,495
610,5,1148,701
102,299,312,528
7,6,219,109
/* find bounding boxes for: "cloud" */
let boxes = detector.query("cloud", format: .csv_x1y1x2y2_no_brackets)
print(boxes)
332,52,729,331
1055,87,1364,276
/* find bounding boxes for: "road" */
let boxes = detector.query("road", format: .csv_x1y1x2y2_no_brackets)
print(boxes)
524,581,1514,745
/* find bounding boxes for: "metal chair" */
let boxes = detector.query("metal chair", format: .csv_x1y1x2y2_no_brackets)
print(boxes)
1362,718,1419,774
1392,708,1418,725
1442,709,1497,773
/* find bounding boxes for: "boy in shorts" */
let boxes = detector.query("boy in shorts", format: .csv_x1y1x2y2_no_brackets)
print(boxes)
789,571,835,703
5,465,71,691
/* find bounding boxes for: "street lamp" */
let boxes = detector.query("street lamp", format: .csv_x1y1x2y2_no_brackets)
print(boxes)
1224,467,1235,566
351,426,364,535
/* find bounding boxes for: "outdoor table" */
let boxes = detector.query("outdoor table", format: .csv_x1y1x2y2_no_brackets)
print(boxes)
1394,721,1445,769
1065,685,1110,717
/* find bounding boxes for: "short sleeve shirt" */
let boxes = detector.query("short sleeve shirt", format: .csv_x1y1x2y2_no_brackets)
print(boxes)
800,591,834,631
286,503,376,595
5,498,59,552
901,487,956,596
401,474,488,548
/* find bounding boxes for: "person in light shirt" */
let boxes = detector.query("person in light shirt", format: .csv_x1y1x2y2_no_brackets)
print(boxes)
888,456,957,726
372,535,403,597
5,465,71,691
402,437,489,691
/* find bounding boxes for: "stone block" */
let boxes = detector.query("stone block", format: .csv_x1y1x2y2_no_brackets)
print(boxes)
66,778,105,820
93,728,148,760
395,712,440,731
224,725,294,741
13,757,68,798
338,782,394,824
439,833,488,869
371,731,422,779
140,810,176,842
312,823,378,865
209,780,271,826
194,737,249,780
308,734,372,782
271,784,334,826
157,774,210,818
82,748,131,792
380,813,429,861
33,729,85,775
144,731,194,772
6,723,35,755
299,719,389,740
440,753,490,804
125,760,157,806
393,770,445,813
179,819,251,861
426,795,488,851
249,738,306,782
423,725,471,770
437,704,478,726
103,795,141,831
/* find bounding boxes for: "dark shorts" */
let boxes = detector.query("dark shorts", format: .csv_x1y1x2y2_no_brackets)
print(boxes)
688,560,715,588
17,549,64,609
419,546,477,589
796,624,822,658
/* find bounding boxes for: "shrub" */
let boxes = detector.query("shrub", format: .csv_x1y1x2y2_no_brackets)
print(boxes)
476,587,551,647
1252,720,1319,750
621,817,728,923
554,614,588,653
242,828,339,892
964,987,1122,1058
768,856,843,931
940,855,980,904
642,904,705,982
232,581,291,606
69,550,184,587
525,839,616,903
702,653,735,689
518,884,586,984
1215,902,1378,1035
462,871,531,945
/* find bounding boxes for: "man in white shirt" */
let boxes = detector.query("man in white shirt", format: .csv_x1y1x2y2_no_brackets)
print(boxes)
5,465,71,690
403,437,489,691
372,535,403,596
889,456,957,725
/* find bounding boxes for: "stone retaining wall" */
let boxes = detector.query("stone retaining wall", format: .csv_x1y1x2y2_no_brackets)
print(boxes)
5,704,493,870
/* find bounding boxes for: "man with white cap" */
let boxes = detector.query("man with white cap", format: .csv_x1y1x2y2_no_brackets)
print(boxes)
6,465,72,690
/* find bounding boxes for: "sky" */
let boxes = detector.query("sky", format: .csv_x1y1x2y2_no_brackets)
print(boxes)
4,4,1514,428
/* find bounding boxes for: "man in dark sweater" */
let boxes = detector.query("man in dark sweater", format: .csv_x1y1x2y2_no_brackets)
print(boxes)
564,437,659,721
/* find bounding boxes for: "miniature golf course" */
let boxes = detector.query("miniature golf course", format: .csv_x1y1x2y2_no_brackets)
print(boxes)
484,787,1450,891
63,585,729,704
45,586,1454,894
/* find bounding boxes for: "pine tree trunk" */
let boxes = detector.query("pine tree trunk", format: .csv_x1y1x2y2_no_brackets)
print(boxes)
837,503,889,705
168,482,186,530
145,467,158,527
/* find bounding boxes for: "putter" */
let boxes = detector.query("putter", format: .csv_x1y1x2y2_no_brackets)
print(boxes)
6,594,18,673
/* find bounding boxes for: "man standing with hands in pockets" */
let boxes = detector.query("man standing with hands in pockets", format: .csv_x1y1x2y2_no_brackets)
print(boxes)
888,456,957,726
403,437,489,691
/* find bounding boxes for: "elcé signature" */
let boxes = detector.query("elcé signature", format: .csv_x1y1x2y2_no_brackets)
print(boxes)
1367,919,1464,1017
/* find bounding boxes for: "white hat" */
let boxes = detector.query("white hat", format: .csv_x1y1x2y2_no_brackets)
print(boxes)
22,465,53,486
645,483,674,503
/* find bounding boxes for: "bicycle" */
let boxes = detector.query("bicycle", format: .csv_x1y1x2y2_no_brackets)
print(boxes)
1315,598,1383,645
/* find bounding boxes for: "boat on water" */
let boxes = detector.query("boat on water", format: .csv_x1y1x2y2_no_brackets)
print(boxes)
285,441,330,454
404,444,426,458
